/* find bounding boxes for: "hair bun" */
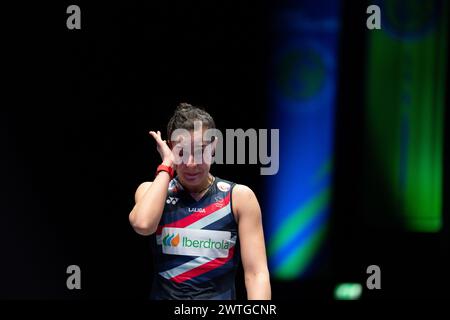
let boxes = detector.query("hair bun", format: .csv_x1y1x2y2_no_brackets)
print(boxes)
167,102,215,139
176,102,195,112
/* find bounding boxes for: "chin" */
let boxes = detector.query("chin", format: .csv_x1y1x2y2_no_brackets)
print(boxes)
180,172,205,185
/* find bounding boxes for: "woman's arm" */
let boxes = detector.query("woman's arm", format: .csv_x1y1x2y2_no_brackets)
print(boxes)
129,169,171,236
129,130,176,236
232,184,271,300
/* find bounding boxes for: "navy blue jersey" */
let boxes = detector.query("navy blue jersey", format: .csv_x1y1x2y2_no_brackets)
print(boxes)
150,176,240,300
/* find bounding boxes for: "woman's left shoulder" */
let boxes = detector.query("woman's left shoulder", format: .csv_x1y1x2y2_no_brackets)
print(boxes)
231,184,258,204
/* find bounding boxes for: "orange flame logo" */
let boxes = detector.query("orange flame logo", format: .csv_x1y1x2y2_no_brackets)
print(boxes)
171,234,180,246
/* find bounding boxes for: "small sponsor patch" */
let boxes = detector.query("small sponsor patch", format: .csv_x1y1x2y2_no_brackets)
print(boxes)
217,181,231,192
214,196,224,208
188,208,206,213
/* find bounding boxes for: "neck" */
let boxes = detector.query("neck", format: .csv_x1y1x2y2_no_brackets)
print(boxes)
184,174,213,194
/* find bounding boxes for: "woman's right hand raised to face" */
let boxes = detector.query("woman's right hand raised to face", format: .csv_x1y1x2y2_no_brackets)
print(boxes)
149,130,182,168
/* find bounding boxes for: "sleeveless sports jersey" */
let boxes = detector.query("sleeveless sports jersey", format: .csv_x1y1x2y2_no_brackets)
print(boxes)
150,176,240,300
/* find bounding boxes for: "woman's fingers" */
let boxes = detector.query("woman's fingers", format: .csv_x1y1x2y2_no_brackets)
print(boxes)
149,132,162,147
150,131,169,150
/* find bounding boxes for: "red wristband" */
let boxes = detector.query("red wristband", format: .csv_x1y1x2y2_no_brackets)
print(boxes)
156,164,174,179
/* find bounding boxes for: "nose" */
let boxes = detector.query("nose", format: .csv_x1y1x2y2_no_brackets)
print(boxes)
186,154,197,167
186,154,203,167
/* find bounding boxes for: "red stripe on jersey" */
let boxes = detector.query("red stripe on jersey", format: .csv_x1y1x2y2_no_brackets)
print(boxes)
156,193,230,235
170,246,236,283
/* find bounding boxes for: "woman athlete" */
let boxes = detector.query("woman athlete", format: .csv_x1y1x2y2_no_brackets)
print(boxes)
129,103,271,300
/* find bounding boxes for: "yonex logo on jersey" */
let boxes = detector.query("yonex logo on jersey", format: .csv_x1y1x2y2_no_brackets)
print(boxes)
163,233,180,247
161,227,232,258
166,197,179,205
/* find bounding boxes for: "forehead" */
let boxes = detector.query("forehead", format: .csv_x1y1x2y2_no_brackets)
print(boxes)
171,129,210,145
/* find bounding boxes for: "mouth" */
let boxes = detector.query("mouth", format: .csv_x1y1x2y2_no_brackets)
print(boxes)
184,172,201,180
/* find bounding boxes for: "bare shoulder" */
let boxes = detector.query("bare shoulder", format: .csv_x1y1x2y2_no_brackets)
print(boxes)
231,184,261,223
232,184,256,200
231,184,260,221
134,181,153,203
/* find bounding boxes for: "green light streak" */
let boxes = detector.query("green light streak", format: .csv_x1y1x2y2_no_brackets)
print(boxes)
365,1,447,232
267,188,331,257
274,223,327,279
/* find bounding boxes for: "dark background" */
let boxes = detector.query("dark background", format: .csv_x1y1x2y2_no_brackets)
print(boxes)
1,0,448,299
